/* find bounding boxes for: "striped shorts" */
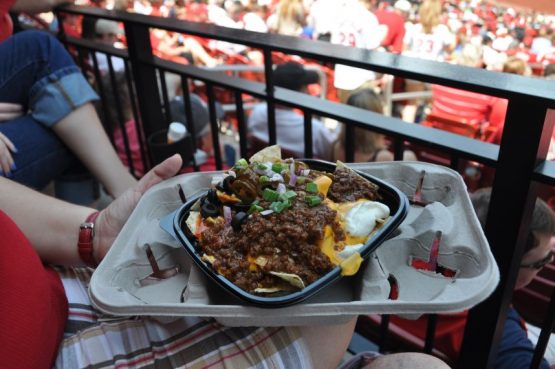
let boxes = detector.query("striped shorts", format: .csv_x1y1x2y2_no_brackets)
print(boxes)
53,267,313,369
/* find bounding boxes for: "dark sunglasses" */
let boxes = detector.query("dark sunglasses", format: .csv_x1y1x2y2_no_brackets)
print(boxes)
520,250,554,270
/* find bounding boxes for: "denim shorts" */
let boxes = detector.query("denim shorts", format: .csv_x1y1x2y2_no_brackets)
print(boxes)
0,30,99,189
0,30,98,126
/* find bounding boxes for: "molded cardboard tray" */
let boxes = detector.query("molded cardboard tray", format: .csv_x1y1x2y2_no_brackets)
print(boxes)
89,162,499,326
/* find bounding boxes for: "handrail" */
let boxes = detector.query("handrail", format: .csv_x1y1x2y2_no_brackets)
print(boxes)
57,4,555,105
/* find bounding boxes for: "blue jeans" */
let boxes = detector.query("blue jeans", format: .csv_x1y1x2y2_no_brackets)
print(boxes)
0,30,99,189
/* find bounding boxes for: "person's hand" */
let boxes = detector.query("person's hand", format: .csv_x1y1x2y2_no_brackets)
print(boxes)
93,154,183,262
0,103,23,121
0,132,17,176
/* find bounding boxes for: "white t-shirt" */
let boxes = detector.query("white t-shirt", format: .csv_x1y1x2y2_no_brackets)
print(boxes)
307,0,338,38
248,104,339,160
92,53,126,74
404,23,454,62
329,0,382,90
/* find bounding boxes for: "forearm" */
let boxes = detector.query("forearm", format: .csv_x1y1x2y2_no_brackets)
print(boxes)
11,0,70,13
0,177,95,265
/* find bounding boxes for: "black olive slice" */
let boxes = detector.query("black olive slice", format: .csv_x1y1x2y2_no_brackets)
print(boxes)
201,203,219,218
207,188,219,204
222,176,234,193
231,211,248,232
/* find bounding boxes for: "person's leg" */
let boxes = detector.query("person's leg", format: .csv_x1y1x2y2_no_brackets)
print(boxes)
183,37,218,67
52,103,137,198
300,317,358,369
362,352,451,369
1,115,77,190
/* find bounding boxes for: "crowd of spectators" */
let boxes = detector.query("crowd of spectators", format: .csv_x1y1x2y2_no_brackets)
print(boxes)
57,0,555,150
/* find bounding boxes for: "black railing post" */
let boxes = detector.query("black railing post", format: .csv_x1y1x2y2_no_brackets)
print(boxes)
124,22,165,159
235,91,248,159
263,49,277,145
458,103,554,368
304,111,313,158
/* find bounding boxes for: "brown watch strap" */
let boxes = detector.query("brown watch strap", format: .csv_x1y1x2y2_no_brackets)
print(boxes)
78,211,100,268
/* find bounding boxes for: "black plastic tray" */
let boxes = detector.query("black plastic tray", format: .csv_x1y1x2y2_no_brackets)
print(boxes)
161,159,409,308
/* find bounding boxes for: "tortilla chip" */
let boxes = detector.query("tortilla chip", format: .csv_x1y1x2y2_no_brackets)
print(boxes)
254,283,296,294
249,145,282,164
270,271,305,289
186,211,201,235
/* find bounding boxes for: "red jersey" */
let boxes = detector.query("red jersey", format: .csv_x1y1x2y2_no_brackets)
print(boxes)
374,8,406,54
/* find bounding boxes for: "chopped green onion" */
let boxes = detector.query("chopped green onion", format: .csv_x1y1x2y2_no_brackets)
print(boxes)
259,175,269,184
272,163,286,173
296,176,307,185
234,158,248,170
256,163,268,171
263,188,279,202
269,201,290,213
305,195,322,207
306,182,318,193
279,190,297,202
248,204,264,214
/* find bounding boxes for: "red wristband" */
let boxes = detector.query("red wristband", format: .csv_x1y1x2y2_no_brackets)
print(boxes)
78,211,100,268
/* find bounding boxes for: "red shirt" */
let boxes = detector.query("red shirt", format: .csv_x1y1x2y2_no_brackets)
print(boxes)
0,211,68,369
374,8,406,54
0,0,15,42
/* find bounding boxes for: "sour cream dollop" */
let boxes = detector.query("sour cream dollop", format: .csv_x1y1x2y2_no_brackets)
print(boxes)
345,201,390,237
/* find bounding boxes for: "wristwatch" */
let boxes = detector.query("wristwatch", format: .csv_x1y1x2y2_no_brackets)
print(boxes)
78,211,100,268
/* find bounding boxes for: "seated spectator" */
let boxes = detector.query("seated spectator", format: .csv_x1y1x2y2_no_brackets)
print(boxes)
247,61,339,160
0,30,136,198
99,72,145,176
170,92,227,171
150,28,219,67
85,18,126,74
332,88,416,162
429,44,507,136
390,187,555,368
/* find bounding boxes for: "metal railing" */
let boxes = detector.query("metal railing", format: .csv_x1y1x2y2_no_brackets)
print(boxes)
53,5,555,368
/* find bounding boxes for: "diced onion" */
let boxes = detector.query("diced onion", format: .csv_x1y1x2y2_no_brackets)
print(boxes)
288,173,297,186
301,169,310,176
270,173,284,183
276,183,286,194
223,206,232,225
260,209,274,216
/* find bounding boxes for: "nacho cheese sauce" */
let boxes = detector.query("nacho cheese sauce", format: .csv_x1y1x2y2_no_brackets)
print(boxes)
192,156,390,295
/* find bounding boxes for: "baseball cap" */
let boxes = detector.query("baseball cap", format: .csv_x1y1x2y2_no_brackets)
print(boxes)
95,19,123,36
394,0,411,13
273,62,320,91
